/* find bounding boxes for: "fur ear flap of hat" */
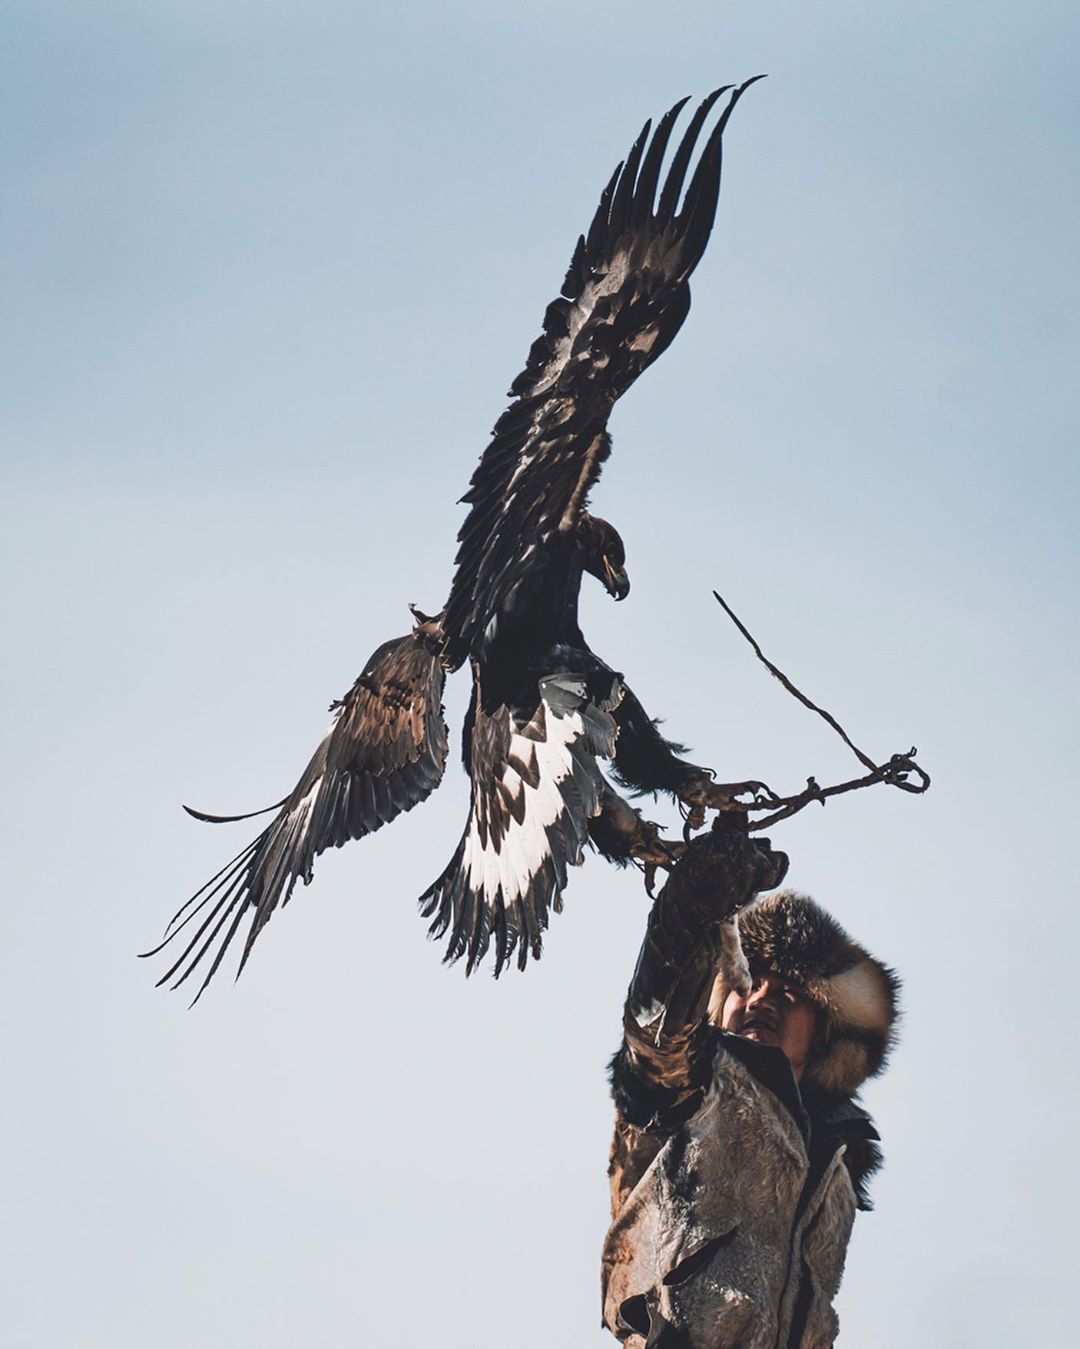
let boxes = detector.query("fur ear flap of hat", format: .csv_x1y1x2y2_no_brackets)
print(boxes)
708,891,901,1097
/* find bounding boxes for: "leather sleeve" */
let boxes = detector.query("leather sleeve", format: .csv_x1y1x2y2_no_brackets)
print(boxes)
611,820,788,1129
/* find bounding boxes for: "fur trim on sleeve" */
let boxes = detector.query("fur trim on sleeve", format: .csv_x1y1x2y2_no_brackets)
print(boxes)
607,1045,706,1132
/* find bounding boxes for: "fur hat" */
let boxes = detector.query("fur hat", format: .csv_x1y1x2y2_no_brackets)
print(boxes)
708,891,901,1097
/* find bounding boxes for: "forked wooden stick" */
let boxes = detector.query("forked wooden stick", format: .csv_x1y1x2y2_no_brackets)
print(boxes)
710,589,930,833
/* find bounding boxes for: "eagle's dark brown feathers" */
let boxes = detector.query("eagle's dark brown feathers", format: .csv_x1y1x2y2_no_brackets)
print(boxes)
147,83,761,995
442,79,763,669
144,630,448,1001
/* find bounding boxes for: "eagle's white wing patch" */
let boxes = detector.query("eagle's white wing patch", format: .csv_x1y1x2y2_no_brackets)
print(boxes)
419,672,620,974
460,704,583,909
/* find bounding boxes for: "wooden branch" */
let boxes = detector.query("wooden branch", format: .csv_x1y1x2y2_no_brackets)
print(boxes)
710,589,930,831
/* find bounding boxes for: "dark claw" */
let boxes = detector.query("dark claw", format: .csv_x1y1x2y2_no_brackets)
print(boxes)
681,778,780,813
629,817,686,876
682,802,706,841
634,837,686,869
636,833,686,899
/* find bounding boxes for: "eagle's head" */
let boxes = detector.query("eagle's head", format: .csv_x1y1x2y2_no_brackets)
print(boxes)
578,512,630,601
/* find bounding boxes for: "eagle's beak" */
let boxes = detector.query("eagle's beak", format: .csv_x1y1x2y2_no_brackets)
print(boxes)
603,556,630,601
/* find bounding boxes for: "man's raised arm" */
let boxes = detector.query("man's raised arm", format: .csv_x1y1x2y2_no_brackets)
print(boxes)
612,821,789,1130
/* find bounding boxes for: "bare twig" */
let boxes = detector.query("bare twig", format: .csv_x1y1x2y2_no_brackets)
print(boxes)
710,589,930,831
743,751,929,832
713,590,880,772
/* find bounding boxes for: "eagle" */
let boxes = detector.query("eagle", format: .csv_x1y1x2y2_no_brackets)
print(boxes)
145,80,770,999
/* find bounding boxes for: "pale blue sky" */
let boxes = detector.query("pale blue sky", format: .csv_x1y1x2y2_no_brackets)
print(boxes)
4,3,1079,1346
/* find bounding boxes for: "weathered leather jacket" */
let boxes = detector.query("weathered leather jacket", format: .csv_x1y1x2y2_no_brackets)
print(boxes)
601,825,882,1348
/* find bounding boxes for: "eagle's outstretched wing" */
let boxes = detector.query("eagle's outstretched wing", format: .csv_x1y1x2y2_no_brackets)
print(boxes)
144,630,448,1001
442,79,762,668
419,671,621,975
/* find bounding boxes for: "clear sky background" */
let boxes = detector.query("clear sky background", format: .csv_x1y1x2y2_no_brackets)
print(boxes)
4,3,1078,1346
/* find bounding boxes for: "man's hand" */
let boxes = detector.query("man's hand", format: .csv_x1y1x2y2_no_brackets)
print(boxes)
618,817,790,1116
659,817,789,929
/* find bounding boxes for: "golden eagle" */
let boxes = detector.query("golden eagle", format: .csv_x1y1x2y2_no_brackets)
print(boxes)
145,81,769,997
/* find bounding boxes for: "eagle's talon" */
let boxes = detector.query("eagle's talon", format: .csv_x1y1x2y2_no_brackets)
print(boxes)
635,829,685,898
636,836,687,901
681,778,778,813
682,803,707,840
633,836,686,870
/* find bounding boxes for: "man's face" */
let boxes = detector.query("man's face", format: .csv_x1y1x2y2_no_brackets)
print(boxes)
721,970,818,1081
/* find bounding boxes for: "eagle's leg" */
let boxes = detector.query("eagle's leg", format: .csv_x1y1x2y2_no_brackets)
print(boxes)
609,685,776,812
680,777,780,812
589,785,685,871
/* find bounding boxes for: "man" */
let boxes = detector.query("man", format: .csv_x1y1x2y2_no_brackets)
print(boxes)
602,822,899,1347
